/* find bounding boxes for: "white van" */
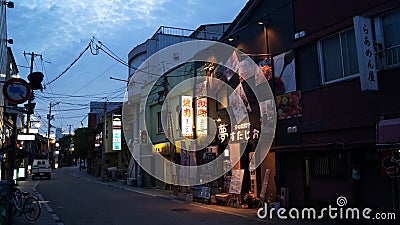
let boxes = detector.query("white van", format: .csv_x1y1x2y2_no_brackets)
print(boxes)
32,159,52,180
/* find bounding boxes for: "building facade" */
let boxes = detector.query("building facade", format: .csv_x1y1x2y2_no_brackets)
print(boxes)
87,101,126,177
222,0,400,211
126,24,229,188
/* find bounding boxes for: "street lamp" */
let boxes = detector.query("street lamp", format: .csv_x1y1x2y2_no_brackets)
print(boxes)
32,120,41,129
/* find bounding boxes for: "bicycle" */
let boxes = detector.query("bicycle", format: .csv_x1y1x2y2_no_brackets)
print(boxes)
11,187,41,221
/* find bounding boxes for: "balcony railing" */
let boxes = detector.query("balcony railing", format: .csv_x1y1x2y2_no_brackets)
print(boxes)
376,45,400,70
151,26,222,40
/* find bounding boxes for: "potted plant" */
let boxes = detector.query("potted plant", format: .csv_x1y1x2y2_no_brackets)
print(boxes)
243,192,259,208
267,194,281,211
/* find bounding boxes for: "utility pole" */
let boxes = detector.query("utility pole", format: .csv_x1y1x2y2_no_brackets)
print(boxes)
23,52,41,132
102,99,107,180
47,102,59,167
5,113,17,225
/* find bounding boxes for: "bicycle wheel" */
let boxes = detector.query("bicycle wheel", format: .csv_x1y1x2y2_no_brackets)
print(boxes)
23,196,41,221
12,187,22,211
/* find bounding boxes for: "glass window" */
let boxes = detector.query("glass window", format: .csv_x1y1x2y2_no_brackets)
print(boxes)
311,153,348,178
319,29,359,83
157,111,164,134
382,9,400,48
380,9,400,68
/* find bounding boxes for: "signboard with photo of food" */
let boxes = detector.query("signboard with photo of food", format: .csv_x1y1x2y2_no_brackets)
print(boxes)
275,91,302,120
273,50,296,95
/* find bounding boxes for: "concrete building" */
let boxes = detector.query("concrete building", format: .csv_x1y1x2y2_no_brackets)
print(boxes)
126,24,229,188
87,101,126,177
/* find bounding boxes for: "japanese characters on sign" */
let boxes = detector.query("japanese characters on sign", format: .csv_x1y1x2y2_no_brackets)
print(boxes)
112,114,122,151
196,97,208,136
353,16,379,91
181,96,193,138
217,122,260,143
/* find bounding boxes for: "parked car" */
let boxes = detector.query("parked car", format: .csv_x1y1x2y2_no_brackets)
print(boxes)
32,159,52,180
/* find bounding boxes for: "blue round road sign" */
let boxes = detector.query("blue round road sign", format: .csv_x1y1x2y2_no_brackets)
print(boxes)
3,78,31,104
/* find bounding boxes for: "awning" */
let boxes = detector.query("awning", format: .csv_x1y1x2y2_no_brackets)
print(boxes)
378,118,400,144
271,141,376,153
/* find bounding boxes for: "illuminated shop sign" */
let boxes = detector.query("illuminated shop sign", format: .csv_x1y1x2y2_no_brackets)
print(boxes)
196,97,207,136
181,96,193,138
153,142,170,155
112,114,122,151
217,122,259,143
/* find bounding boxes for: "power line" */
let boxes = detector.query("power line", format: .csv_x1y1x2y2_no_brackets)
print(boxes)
51,107,89,112
44,43,91,87
41,57,67,128
70,62,118,95
92,0,117,37
35,86,126,98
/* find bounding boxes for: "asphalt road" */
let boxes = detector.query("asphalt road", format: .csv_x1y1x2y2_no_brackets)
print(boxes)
36,167,265,225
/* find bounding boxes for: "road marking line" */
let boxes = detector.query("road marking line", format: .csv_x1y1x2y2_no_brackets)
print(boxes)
44,203,54,213
38,200,50,204
36,194,43,201
51,213,60,221
33,181,39,192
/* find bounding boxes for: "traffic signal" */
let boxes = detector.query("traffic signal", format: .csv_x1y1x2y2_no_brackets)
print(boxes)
24,102,36,114
27,71,44,90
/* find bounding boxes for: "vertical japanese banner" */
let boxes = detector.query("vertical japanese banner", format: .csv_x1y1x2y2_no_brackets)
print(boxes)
228,169,244,195
189,140,197,184
353,16,379,91
180,140,188,185
112,114,122,151
181,96,193,138
196,97,207,136
229,143,241,170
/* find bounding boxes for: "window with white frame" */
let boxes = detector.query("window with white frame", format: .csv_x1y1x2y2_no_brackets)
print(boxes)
318,29,359,83
375,9,400,69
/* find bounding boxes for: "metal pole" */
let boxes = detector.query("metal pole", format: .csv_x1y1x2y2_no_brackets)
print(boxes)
47,102,52,160
25,52,34,133
101,101,106,179
6,113,18,225
23,52,41,133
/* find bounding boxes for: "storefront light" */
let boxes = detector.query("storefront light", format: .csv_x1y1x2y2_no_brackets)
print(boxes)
224,148,229,157
33,121,41,128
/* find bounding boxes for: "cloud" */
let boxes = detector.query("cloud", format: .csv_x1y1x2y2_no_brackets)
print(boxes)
8,0,170,54
6,0,246,131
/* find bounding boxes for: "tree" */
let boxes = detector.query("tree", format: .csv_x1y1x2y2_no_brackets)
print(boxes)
72,128,89,159
58,134,73,166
